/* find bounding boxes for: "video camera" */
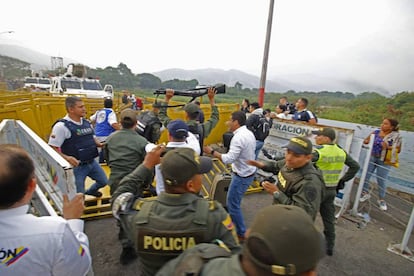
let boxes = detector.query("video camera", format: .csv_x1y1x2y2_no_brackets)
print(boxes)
154,84,226,102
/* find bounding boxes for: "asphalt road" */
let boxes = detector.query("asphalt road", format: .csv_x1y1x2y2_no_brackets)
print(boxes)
85,189,414,276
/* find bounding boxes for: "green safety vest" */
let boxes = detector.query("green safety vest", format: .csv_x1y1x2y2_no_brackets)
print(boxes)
315,144,346,187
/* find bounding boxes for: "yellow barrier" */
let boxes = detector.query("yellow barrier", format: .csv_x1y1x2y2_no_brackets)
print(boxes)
1,90,239,144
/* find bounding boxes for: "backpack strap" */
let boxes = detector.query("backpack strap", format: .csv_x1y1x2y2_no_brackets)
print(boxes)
192,199,213,225
170,243,232,276
134,199,155,224
198,123,204,156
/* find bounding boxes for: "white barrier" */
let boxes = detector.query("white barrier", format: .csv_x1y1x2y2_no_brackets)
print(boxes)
260,119,357,215
0,119,76,215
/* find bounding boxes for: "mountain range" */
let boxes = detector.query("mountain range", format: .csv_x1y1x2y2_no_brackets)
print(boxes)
0,43,390,95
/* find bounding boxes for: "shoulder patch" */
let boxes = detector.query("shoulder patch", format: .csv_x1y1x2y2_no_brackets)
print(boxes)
222,214,234,230
208,200,216,210
304,185,318,202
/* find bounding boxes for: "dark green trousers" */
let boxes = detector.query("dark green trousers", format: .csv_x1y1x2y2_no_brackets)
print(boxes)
319,188,337,250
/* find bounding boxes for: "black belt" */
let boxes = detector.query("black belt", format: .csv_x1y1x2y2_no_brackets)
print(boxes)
79,159,94,165
233,172,255,178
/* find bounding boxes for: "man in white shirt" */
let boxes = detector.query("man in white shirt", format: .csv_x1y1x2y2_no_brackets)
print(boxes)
147,119,200,195
204,111,256,242
0,144,91,276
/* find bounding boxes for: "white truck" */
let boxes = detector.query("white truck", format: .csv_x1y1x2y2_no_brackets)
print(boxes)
24,77,52,91
50,64,113,99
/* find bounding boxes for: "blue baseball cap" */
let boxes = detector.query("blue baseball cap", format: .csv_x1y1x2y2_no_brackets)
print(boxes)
167,119,189,139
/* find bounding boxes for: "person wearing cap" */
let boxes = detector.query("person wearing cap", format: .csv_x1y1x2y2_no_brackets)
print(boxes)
247,136,324,221
156,204,325,276
89,98,120,163
312,127,360,256
104,108,149,264
48,96,108,197
104,108,148,195
112,147,240,276
158,87,219,153
204,111,256,242
194,100,205,123
152,119,201,195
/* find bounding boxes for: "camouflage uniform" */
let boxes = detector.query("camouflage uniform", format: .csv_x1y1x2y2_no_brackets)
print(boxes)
113,164,240,276
261,160,324,221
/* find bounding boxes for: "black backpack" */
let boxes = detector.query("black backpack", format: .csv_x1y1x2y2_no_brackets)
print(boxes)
253,114,271,141
136,111,162,143
188,123,204,155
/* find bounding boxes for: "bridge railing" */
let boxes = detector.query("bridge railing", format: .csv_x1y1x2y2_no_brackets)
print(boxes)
0,119,76,216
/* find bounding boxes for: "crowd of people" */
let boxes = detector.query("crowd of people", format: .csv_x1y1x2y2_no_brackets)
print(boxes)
0,91,403,275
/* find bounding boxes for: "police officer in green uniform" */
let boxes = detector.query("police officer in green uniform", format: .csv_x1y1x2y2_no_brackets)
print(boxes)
156,205,325,276
112,146,240,276
312,127,360,256
247,136,324,221
158,87,219,152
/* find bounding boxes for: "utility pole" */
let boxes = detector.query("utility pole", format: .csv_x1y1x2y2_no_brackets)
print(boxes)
258,0,275,107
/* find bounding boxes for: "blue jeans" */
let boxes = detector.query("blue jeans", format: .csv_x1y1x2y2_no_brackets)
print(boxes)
73,160,108,194
227,173,254,236
255,140,264,160
363,156,390,199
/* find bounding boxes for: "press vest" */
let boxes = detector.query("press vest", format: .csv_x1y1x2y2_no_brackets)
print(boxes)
95,109,115,137
315,144,346,187
60,119,98,161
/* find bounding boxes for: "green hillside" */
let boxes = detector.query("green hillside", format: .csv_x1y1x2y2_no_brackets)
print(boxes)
2,60,413,131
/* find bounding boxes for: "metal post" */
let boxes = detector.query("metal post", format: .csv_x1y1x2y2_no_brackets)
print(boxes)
399,207,414,253
259,0,275,107
351,134,374,216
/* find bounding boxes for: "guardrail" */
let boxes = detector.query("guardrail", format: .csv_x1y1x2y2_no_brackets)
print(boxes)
351,134,413,261
0,119,76,216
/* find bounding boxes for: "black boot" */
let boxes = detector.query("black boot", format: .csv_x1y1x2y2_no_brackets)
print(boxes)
120,246,137,265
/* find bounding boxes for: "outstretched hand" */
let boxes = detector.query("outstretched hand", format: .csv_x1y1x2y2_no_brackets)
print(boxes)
208,87,216,104
63,193,84,220
261,181,278,194
143,144,166,169
246,160,264,168
165,89,174,102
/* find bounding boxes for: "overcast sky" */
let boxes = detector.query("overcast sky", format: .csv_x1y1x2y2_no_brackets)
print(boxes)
1,0,413,93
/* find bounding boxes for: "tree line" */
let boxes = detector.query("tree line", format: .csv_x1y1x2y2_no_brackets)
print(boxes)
1,59,413,131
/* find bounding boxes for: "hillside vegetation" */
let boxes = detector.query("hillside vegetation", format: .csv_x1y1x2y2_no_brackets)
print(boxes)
132,87,414,131
1,60,413,131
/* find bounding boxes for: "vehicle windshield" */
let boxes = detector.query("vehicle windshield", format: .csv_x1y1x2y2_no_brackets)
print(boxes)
61,79,82,89
25,78,38,84
38,79,51,84
82,80,103,90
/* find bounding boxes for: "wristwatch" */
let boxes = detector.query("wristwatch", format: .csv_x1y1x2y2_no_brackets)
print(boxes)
210,149,215,155
273,190,280,200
